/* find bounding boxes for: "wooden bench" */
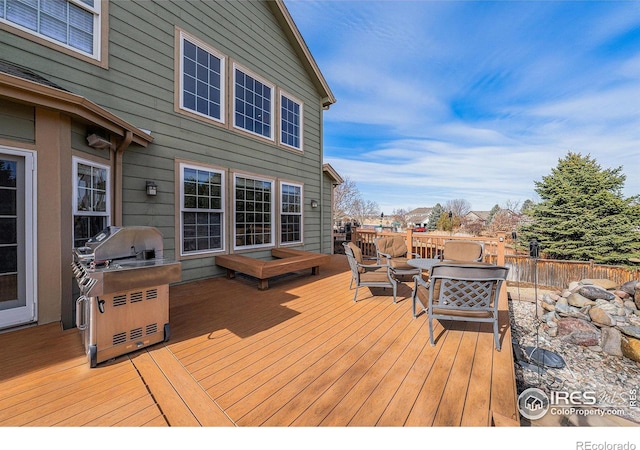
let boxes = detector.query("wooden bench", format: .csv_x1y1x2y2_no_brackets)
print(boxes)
215,248,331,290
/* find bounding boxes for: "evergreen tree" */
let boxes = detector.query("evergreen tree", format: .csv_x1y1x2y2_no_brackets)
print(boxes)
521,199,535,214
519,152,640,264
486,204,500,224
427,203,444,230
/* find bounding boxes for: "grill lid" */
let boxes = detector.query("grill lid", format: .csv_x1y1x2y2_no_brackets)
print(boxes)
77,226,164,262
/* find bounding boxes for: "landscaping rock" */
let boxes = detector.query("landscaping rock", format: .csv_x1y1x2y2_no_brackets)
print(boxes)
601,327,623,357
621,336,640,363
620,280,638,296
541,301,555,312
624,300,638,311
615,290,630,299
581,278,618,290
568,292,596,307
568,281,581,292
557,317,600,346
578,285,616,301
555,297,570,314
594,299,618,315
618,325,640,340
589,307,615,327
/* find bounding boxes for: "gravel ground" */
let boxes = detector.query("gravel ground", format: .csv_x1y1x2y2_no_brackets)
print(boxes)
507,286,640,426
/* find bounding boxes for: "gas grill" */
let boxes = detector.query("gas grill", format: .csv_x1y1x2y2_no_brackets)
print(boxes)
72,226,181,367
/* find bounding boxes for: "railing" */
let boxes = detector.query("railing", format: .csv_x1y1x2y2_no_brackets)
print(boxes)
349,229,639,289
351,229,506,265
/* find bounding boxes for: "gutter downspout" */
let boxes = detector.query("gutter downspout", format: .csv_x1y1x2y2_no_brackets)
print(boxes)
319,102,325,253
113,130,133,226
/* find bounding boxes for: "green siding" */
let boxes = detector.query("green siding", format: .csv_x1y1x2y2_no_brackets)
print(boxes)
0,0,330,283
0,101,35,143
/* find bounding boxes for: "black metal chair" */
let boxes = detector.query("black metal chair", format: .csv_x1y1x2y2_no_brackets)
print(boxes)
412,262,509,350
343,242,397,303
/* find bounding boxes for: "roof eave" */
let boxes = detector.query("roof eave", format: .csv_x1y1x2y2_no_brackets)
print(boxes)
270,0,336,108
0,72,153,147
323,163,343,185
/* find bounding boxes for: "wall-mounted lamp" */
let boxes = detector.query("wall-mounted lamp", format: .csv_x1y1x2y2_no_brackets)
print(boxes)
86,133,113,150
310,199,319,208
146,181,158,196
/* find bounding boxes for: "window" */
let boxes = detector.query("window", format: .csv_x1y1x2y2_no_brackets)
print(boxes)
0,0,101,59
233,64,274,140
234,174,274,249
180,163,224,255
179,32,225,123
280,92,303,150
73,157,109,248
280,182,302,244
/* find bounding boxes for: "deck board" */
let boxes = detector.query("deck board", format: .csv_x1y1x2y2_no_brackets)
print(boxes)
0,254,520,427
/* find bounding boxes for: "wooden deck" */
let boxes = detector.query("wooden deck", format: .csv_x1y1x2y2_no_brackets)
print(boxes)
0,254,520,427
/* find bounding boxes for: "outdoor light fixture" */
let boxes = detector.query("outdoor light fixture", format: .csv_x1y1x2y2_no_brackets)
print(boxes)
146,181,158,196
310,199,319,208
86,133,112,150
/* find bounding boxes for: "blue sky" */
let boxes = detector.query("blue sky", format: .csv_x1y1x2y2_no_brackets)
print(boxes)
284,0,640,213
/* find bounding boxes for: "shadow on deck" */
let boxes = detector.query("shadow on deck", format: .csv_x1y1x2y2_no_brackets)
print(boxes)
0,254,520,427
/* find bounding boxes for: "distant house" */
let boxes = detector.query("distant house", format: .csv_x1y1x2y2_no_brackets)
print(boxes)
0,0,338,331
407,207,433,229
465,211,491,226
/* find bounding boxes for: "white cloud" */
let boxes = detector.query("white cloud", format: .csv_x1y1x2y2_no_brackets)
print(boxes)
286,0,640,210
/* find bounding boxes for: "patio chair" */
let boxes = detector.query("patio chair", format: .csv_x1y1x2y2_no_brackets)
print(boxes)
374,235,422,279
343,242,397,303
412,262,509,350
439,240,484,262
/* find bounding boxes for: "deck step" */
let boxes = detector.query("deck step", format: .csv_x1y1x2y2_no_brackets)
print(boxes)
131,345,234,426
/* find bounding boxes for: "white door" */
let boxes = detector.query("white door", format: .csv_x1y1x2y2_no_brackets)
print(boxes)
0,148,36,330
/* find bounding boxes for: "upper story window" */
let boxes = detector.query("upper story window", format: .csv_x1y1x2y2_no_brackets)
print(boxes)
180,163,225,256
72,156,109,247
0,0,101,59
233,64,274,140
179,31,225,123
280,92,303,151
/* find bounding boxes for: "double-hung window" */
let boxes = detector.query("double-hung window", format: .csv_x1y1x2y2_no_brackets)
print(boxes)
179,31,225,123
180,163,224,255
72,157,109,248
233,64,274,140
234,174,274,249
280,182,302,244
0,0,101,59
280,92,303,151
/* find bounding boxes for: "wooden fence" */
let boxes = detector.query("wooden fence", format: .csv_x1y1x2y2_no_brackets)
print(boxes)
504,255,640,289
347,229,639,289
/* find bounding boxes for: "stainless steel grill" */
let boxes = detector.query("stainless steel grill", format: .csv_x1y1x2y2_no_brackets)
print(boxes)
72,226,181,367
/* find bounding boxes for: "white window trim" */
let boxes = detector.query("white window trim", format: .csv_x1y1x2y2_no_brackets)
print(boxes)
0,0,102,60
232,62,275,141
179,162,226,256
178,30,226,124
279,90,304,152
72,156,110,219
279,181,304,245
233,172,275,251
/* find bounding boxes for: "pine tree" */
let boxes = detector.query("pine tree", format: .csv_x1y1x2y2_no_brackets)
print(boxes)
427,203,444,230
519,152,640,264
486,204,500,225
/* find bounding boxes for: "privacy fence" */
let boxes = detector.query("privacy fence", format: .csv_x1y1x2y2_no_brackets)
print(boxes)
346,229,640,289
